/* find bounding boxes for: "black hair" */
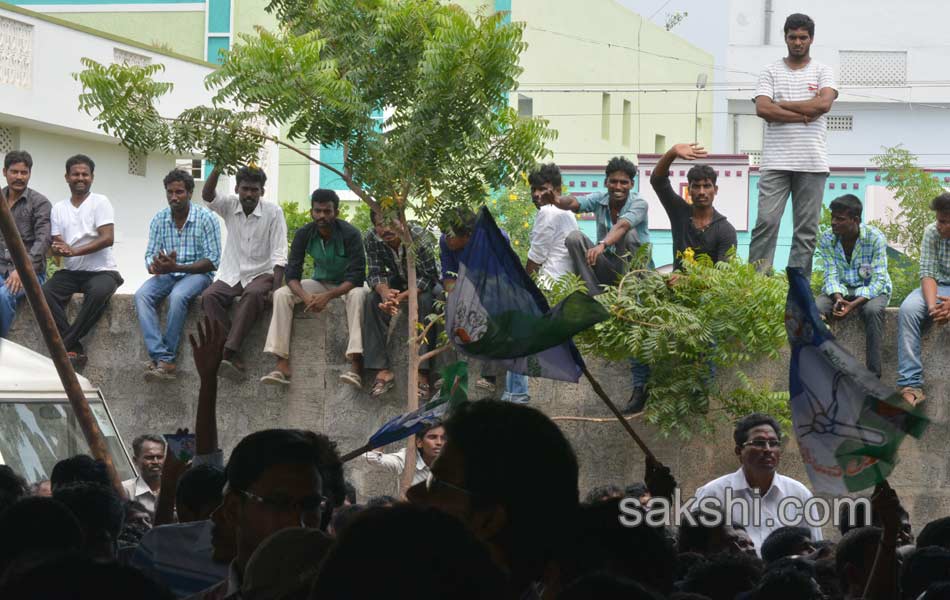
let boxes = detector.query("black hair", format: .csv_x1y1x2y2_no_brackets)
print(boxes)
329,503,364,536
65,154,95,175
687,165,718,186
625,482,649,498
931,192,950,213
235,165,267,187
829,194,863,220
528,163,563,190
0,554,175,599
920,518,950,551
163,168,195,193
343,480,357,505
175,464,225,519
835,526,881,590
559,572,666,600
311,505,507,600
0,497,83,580
784,13,815,37
444,400,579,588
923,582,950,600
440,206,478,238
53,483,125,558
733,413,782,446
605,156,637,181
584,484,623,505
50,455,111,490
0,465,28,515
761,526,813,563
902,546,950,600
366,495,398,508
311,188,340,210
752,561,823,600
132,434,167,458
838,498,871,536
677,510,732,555
4,150,32,171
680,551,764,600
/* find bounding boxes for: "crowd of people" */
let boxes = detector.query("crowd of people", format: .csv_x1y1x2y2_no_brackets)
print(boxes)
2,9,950,600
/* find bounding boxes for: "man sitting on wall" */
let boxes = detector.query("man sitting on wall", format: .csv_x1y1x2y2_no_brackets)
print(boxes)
814,193,891,377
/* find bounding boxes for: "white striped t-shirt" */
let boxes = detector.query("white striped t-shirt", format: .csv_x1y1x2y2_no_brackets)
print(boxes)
756,59,837,173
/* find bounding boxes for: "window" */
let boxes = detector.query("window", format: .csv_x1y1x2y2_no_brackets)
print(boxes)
601,93,611,140
742,150,762,166
0,17,33,89
839,51,906,87
128,151,146,177
826,115,853,131
0,126,16,156
517,94,533,118
622,100,632,146
176,158,204,180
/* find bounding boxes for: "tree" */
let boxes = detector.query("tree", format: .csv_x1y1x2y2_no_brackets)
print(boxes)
76,0,555,493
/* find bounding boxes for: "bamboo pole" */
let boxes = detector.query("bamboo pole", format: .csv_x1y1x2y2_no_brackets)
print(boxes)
581,365,656,462
0,193,125,497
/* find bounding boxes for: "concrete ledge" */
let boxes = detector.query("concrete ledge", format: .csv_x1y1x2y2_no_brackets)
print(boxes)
8,298,950,533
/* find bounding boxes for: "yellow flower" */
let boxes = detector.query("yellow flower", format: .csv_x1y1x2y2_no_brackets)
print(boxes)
523,222,530,228
513,240,520,246
682,247,696,264
508,193,518,201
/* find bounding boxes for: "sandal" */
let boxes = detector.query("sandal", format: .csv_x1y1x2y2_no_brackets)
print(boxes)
260,370,291,387
900,386,925,407
340,371,362,388
371,378,395,398
418,382,431,401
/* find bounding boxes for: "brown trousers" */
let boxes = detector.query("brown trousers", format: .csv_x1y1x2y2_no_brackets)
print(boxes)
200,274,274,354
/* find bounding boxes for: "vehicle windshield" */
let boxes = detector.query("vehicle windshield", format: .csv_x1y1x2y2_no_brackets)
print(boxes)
0,399,135,483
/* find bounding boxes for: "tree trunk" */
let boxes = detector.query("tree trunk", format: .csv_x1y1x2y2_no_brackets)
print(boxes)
398,213,421,496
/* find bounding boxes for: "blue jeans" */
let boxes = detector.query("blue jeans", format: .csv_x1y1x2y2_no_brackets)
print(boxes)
897,285,950,388
0,271,45,338
134,274,212,364
501,371,530,404
630,359,651,388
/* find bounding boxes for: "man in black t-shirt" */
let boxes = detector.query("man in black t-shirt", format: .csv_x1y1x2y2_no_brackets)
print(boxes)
650,143,737,271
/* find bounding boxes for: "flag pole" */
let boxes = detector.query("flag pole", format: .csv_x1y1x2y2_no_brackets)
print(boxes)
581,365,657,462
0,193,125,498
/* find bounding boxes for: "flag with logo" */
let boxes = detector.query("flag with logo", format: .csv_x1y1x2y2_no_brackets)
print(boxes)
445,207,608,382
786,267,928,494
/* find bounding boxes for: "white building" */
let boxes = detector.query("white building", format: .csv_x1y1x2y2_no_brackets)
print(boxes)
0,4,275,291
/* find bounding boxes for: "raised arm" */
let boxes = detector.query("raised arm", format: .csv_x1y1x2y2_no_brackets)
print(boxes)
190,317,225,457
201,168,221,203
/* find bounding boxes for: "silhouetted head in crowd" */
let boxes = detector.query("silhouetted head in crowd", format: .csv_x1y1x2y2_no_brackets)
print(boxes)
329,504,364,537
408,400,579,595
49,454,111,490
125,500,153,529
901,546,950,600
669,593,713,600
0,497,82,579
751,558,824,600
761,526,815,563
836,526,882,599
343,481,357,506
119,500,152,549
53,482,125,561
312,505,507,600
680,551,764,600
677,510,755,556
839,496,912,545
584,484,623,505
30,480,51,497
440,206,478,252
561,498,677,595
215,429,342,575
0,465,27,515
176,464,226,523
625,481,651,505
0,554,174,599
558,572,665,600
922,582,950,600
365,495,398,508
919,518,950,551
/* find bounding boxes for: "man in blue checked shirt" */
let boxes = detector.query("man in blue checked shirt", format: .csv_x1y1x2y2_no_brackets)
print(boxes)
135,169,221,380
814,194,891,377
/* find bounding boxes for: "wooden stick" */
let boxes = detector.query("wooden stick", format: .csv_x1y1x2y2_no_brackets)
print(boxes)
581,365,656,462
0,193,125,497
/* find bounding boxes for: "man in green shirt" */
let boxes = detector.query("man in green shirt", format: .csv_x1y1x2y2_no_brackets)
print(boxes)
261,189,366,387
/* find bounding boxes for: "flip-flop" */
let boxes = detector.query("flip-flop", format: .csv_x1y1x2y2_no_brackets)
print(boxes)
339,371,362,388
260,370,291,386
370,378,395,398
219,359,246,381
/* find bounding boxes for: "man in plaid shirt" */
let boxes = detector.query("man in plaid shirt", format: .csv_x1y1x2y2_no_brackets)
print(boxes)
815,194,891,376
896,192,950,406
135,169,221,380
362,210,440,400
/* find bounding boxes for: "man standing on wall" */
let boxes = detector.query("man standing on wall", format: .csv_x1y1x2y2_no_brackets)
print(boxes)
748,13,838,279
200,167,287,380
1,150,51,339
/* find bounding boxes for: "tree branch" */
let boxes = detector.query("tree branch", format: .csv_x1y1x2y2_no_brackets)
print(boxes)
418,344,451,364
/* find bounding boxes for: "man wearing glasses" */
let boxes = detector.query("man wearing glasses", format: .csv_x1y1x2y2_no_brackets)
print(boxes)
693,413,822,555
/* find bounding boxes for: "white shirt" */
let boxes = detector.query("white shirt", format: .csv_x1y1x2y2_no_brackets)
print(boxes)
756,59,837,173
208,194,287,287
122,476,159,515
528,204,578,284
693,468,823,555
50,193,118,272
364,447,430,486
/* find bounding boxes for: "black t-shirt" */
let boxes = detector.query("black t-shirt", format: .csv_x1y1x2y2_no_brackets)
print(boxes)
650,175,738,271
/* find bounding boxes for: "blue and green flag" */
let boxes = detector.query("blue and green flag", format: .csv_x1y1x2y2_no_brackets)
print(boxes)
786,267,928,493
445,207,608,382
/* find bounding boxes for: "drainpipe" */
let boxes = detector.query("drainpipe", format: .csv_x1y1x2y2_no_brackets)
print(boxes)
764,0,773,45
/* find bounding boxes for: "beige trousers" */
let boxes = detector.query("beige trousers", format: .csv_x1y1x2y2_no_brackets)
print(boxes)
263,280,366,359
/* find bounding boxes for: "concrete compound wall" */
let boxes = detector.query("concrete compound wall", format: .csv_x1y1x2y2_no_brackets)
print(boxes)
8,297,950,537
